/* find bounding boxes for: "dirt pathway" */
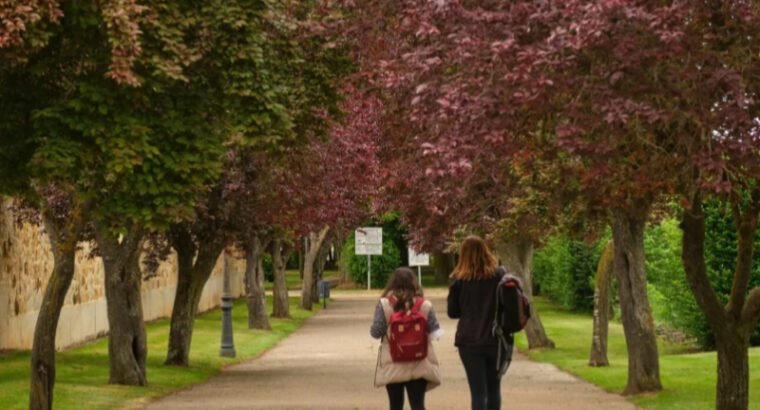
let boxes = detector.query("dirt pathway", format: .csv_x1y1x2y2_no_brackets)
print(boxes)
146,291,636,409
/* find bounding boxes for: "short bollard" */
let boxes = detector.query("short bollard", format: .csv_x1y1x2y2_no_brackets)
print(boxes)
220,293,236,358
318,280,331,309
220,252,236,358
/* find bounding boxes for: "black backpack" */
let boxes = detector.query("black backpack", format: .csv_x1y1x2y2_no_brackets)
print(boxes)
492,267,532,376
495,270,532,333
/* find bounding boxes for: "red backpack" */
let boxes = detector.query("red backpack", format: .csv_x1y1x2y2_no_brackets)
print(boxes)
387,297,428,362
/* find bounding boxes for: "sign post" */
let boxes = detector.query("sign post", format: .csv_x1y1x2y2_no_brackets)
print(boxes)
408,248,430,286
355,227,383,289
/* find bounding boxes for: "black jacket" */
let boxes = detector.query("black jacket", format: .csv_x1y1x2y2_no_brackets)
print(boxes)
447,271,503,347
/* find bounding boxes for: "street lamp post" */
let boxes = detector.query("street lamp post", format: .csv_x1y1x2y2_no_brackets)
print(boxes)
220,251,236,358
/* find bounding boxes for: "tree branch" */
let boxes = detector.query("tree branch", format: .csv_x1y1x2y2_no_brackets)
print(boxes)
282,244,294,263
169,224,197,260
40,205,62,256
123,223,145,260
681,194,726,328
260,231,274,251
193,236,225,279
742,287,760,331
727,189,760,318
316,225,331,245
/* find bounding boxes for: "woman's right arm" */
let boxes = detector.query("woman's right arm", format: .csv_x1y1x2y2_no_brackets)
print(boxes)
447,280,461,319
369,302,387,339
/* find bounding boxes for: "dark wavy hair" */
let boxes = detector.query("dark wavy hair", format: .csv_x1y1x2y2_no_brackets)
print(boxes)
381,267,423,311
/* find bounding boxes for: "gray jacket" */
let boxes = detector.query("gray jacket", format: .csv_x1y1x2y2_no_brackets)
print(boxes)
370,297,442,389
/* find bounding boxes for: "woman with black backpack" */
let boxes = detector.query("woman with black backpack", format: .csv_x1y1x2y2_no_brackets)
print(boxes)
370,267,443,410
447,235,505,410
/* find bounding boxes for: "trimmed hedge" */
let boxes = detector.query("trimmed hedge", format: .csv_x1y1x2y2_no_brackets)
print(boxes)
535,202,760,350
645,203,760,348
533,235,601,312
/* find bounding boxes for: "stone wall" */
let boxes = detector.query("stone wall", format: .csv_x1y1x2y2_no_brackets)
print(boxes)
0,199,245,350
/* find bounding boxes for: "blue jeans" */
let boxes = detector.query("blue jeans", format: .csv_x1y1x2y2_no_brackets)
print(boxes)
458,345,502,410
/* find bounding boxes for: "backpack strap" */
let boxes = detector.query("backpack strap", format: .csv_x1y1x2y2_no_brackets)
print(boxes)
411,297,425,313
496,332,514,377
493,266,518,378
379,297,393,322
382,295,427,319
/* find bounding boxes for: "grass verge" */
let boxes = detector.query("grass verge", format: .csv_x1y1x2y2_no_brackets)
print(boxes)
264,269,342,290
0,296,316,410
514,297,760,410
264,270,304,291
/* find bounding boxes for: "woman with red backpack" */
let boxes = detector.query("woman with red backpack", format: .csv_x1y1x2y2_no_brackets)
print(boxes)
370,267,443,410
447,235,505,410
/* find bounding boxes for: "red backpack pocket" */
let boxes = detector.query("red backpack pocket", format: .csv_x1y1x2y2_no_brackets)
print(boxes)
387,298,428,362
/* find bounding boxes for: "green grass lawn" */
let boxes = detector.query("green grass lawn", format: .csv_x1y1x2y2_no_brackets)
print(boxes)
264,270,303,291
515,297,760,410
263,269,353,291
0,296,316,410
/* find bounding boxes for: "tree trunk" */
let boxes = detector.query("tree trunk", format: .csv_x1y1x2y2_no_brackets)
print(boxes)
301,226,330,311
29,201,85,410
96,224,148,386
164,234,196,366
246,236,271,330
311,239,331,304
681,192,760,410
333,234,348,283
433,251,455,285
301,243,316,310
589,240,614,367
298,245,304,280
610,209,661,394
715,330,749,410
494,236,555,349
271,235,292,318
311,253,320,305
311,271,320,304
164,227,225,366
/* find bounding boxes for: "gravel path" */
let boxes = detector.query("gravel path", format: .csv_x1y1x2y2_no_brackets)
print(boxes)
145,291,637,409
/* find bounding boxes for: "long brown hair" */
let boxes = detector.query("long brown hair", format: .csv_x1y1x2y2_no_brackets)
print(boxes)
382,267,423,311
451,235,498,280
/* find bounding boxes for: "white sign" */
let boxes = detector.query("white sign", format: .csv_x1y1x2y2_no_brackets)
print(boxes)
355,227,383,255
408,248,430,266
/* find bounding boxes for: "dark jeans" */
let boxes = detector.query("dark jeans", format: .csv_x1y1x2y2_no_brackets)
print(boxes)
386,378,427,410
458,345,502,410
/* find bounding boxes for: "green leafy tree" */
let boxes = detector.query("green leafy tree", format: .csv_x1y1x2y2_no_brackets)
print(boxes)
165,0,357,363
0,0,273,405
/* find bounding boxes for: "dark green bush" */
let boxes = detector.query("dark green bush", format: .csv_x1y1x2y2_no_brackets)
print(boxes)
644,202,760,349
533,235,599,312
379,212,409,266
341,231,401,289
533,236,572,306
286,251,299,270
535,204,760,350
263,253,274,282
702,201,760,346
644,219,707,345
